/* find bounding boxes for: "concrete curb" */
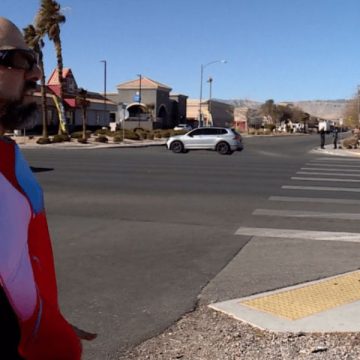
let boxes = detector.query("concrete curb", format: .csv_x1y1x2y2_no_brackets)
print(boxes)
310,146,360,157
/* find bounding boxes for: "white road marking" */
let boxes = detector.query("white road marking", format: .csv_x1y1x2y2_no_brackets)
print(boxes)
291,176,360,183
305,163,360,168
253,209,360,220
297,171,360,177
282,185,360,192
269,196,360,205
301,167,360,172
235,227,360,242
310,157,360,162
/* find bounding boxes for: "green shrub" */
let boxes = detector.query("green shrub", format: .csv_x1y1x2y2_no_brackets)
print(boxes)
154,131,163,139
95,128,112,136
124,131,139,140
77,138,88,144
265,124,276,132
113,135,123,143
71,131,92,139
174,130,187,135
134,128,151,140
161,130,171,138
59,134,71,142
36,137,51,145
95,135,108,143
52,134,64,143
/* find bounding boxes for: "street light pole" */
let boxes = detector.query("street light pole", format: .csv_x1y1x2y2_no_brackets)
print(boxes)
207,76,213,126
199,64,204,127
122,103,127,142
100,60,107,123
199,60,226,127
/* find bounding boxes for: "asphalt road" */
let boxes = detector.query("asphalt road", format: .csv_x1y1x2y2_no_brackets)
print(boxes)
22,133,360,359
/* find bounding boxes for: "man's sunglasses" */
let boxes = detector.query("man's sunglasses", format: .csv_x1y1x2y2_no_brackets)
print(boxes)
0,49,38,71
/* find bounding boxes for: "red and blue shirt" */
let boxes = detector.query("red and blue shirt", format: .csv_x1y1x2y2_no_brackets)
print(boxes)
0,137,81,359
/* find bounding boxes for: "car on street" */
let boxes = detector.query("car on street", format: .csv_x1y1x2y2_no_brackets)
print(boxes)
167,127,243,155
173,124,192,131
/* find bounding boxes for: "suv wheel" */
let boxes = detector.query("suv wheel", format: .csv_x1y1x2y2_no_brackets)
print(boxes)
216,141,231,155
170,141,184,153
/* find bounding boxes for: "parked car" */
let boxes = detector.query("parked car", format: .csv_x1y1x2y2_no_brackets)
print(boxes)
167,127,243,155
173,124,192,131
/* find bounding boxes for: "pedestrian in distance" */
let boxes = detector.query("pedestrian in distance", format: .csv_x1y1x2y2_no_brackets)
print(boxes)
320,128,326,149
333,126,339,149
0,17,95,359
318,120,327,149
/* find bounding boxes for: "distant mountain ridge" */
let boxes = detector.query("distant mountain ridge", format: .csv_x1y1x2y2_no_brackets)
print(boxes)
219,98,349,120
285,100,348,120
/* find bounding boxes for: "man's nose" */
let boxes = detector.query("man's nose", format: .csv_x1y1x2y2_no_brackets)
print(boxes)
25,64,41,82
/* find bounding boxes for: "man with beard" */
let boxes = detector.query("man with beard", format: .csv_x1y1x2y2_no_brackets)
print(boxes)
0,17,93,359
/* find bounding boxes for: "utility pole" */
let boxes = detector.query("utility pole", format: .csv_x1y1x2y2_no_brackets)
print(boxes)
100,60,107,123
199,60,227,127
207,77,213,126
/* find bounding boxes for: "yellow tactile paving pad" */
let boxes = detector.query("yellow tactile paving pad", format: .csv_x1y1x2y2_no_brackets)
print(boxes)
240,271,360,320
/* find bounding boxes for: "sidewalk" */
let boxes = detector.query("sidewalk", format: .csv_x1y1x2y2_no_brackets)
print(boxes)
122,141,360,360
311,143,360,157
13,135,167,149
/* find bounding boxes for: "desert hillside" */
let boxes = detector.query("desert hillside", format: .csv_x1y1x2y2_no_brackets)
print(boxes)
285,100,348,120
223,99,349,120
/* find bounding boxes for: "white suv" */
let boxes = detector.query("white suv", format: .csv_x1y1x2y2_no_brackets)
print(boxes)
167,127,243,155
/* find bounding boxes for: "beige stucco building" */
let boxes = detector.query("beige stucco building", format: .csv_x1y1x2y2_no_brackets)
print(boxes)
234,107,248,132
107,76,187,130
186,99,234,128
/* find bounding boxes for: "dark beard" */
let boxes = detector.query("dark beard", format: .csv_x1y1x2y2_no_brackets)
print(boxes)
0,81,38,130
0,101,38,130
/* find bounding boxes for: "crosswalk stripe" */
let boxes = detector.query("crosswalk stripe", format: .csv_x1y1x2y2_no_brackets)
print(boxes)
269,196,360,205
305,163,360,168
291,176,360,183
311,157,360,162
235,227,360,242
301,167,360,172
282,185,360,192
310,157,359,163
253,209,360,220
297,171,360,177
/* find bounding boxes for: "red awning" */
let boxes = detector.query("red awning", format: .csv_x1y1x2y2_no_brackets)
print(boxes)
64,98,76,107
48,85,77,108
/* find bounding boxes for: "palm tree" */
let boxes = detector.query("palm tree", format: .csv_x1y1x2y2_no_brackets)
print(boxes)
76,88,89,142
36,0,67,134
23,24,49,140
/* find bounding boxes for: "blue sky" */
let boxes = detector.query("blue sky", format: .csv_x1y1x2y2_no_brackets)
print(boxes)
3,0,360,102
